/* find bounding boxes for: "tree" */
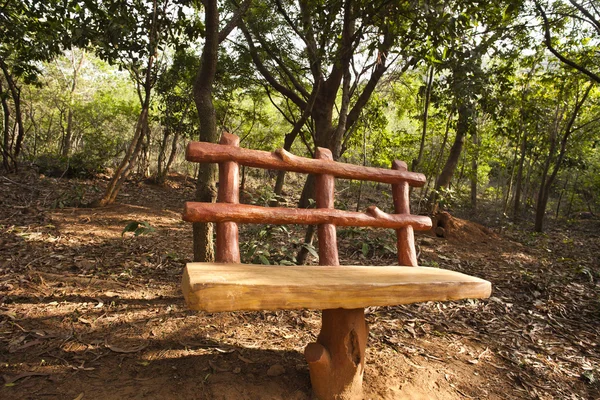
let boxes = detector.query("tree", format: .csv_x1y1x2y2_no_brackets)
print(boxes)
155,49,199,184
191,0,251,262
86,0,198,206
238,0,450,262
534,0,600,84
534,78,594,231
20,50,139,173
427,0,524,212
0,0,81,170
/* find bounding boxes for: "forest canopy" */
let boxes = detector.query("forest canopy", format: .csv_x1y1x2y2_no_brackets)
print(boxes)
1,0,599,237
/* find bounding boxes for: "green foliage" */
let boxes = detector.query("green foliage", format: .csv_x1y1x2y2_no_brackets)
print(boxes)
52,183,88,209
240,225,296,265
3,0,600,228
338,228,396,259
34,152,104,178
22,51,139,169
121,221,155,237
0,0,82,84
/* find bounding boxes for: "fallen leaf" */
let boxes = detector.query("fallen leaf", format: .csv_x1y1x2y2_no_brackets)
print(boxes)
237,353,254,364
105,340,148,353
3,371,50,384
214,347,235,354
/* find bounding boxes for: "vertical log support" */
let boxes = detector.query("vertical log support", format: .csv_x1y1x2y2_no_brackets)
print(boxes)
392,160,418,267
304,148,368,400
215,133,240,263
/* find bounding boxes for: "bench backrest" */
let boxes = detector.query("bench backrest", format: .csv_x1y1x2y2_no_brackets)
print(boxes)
183,132,432,266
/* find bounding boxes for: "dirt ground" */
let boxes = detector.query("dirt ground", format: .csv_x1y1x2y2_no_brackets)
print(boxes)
1,170,599,400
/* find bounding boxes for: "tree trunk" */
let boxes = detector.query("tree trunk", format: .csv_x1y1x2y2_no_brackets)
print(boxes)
156,127,169,183
1,80,11,171
61,51,85,158
62,108,74,157
192,0,220,262
470,129,478,210
503,138,519,214
93,1,159,207
534,127,558,232
566,171,579,217
512,128,528,221
429,103,471,211
412,65,434,172
0,58,24,170
555,174,569,218
140,125,151,178
420,108,453,212
163,129,179,181
272,82,320,206
523,154,536,211
94,102,149,206
534,82,592,232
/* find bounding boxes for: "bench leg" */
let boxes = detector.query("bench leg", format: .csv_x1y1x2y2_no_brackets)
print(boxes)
305,308,367,400
307,148,367,399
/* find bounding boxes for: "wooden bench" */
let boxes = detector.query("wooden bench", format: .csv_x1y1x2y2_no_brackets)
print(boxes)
181,133,491,400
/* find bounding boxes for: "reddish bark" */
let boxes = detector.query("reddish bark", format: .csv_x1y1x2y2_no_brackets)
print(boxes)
305,148,367,400
392,161,418,267
215,133,240,263
183,202,432,230
186,142,426,186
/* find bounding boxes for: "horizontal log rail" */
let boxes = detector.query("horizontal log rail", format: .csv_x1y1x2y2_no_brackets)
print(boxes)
183,202,433,230
186,141,426,186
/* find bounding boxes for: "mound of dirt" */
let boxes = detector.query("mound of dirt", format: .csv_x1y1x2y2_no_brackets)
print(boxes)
430,211,498,243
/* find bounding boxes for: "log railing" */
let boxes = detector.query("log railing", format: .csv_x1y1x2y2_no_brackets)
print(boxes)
186,140,427,186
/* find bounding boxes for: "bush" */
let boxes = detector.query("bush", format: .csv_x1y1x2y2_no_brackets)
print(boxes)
34,152,105,178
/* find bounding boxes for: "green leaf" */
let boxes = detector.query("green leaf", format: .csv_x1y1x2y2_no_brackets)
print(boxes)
122,221,154,237
361,243,370,257
122,221,140,236
303,243,319,259
258,254,270,265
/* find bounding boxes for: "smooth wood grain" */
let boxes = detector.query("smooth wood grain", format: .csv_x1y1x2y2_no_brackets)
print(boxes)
392,160,419,267
215,133,240,263
182,263,493,312
183,202,433,230
186,141,427,186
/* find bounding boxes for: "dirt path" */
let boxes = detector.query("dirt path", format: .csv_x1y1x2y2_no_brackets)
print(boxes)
1,172,598,399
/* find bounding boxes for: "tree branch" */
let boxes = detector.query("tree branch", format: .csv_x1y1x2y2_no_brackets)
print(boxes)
219,0,252,43
263,84,296,126
568,0,600,34
240,22,307,109
346,28,403,131
252,33,310,98
298,0,322,81
535,0,600,83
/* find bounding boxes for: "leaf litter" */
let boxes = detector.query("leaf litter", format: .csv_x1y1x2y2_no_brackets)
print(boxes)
0,171,598,399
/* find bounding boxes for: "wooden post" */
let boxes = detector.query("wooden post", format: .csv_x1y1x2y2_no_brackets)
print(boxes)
392,160,418,267
305,148,367,400
215,133,240,263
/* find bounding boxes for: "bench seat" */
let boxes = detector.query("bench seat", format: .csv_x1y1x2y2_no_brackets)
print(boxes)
182,263,492,312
